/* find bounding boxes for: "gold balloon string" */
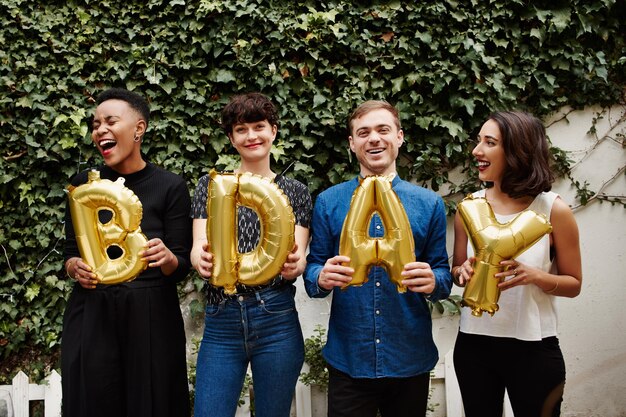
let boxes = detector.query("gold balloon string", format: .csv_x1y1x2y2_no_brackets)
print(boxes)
0,225,65,304
278,161,295,178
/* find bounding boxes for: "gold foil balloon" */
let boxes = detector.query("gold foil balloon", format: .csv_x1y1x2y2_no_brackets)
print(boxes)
67,170,148,284
206,171,239,293
339,175,415,292
206,170,296,294
458,195,552,316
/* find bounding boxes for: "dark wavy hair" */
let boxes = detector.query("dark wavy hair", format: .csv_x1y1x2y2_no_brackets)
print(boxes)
95,88,150,127
221,92,279,135
347,100,401,135
488,111,555,198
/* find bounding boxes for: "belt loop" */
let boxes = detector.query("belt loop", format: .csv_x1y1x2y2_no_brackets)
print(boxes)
255,291,263,303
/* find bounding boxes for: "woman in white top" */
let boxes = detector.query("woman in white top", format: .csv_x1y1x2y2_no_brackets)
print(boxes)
451,111,582,417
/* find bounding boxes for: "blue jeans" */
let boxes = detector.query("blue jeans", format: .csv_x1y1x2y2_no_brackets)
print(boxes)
194,284,304,417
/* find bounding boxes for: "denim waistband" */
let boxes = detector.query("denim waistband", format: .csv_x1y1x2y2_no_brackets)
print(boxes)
222,281,293,303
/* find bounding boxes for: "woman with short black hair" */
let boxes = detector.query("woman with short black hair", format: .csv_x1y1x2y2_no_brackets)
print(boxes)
62,88,192,417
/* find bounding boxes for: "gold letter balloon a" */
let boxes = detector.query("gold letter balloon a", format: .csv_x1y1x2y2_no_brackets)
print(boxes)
339,176,415,292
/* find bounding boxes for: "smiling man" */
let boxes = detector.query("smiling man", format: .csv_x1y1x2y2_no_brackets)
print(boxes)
304,100,452,417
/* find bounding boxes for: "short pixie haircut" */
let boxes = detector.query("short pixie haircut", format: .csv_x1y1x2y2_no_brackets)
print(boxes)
221,92,279,135
488,111,555,198
95,88,150,127
347,100,401,135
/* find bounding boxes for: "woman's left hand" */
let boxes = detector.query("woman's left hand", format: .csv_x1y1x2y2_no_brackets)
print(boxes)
142,238,176,269
496,260,542,290
281,244,303,280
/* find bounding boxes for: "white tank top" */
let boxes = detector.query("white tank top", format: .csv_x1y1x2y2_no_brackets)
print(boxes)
459,190,559,341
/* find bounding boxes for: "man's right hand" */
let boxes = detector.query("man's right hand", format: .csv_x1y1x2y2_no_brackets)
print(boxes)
318,255,354,290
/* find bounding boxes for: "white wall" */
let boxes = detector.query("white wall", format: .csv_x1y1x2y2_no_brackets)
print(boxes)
543,105,626,417
184,105,626,417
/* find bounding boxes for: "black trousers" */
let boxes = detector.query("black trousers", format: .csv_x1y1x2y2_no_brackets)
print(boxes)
454,332,565,417
61,281,190,417
327,365,430,417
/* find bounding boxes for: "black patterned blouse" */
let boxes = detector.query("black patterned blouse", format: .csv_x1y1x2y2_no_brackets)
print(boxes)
191,173,312,304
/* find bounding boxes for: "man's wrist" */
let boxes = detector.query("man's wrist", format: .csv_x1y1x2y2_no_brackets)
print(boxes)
316,275,331,294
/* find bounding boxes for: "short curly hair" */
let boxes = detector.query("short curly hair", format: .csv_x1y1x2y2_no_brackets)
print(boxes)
221,92,279,135
488,111,555,198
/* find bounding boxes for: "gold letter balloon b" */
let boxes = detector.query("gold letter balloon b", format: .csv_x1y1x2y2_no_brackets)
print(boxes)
67,170,148,284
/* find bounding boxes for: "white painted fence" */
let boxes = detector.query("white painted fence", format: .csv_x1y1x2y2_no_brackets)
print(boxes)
0,370,61,417
0,355,511,417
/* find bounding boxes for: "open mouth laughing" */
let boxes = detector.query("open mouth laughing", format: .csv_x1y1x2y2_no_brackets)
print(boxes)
98,139,117,155
477,160,490,170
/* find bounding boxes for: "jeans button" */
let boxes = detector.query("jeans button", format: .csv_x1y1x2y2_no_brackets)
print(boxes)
238,296,244,302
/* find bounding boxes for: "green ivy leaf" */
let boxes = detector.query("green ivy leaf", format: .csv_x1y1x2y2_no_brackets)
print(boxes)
25,284,41,302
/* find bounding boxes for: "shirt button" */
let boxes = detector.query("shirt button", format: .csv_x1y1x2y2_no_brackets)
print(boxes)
376,310,380,315
376,225,381,230
376,282,381,287
376,339,381,344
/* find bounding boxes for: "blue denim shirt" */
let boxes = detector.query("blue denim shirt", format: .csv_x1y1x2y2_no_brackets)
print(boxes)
304,176,452,378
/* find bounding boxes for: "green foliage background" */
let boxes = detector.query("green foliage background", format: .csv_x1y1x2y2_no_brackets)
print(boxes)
1,0,624,380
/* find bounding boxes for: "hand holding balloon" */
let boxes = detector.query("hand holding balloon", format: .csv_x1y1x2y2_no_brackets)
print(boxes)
141,238,178,275
317,255,354,291
454,256,476,287
280,244,302,281
66,257,98,289
496,260,542,291
400,261,436,294
195,243,214,279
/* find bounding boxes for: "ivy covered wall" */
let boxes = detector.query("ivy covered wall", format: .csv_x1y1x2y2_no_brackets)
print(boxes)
0,0,624,379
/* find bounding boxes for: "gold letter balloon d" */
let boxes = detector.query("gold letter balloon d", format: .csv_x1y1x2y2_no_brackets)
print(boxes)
206,170,296,294
67,170,148,284
339,176,415,292
458,195,552,316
